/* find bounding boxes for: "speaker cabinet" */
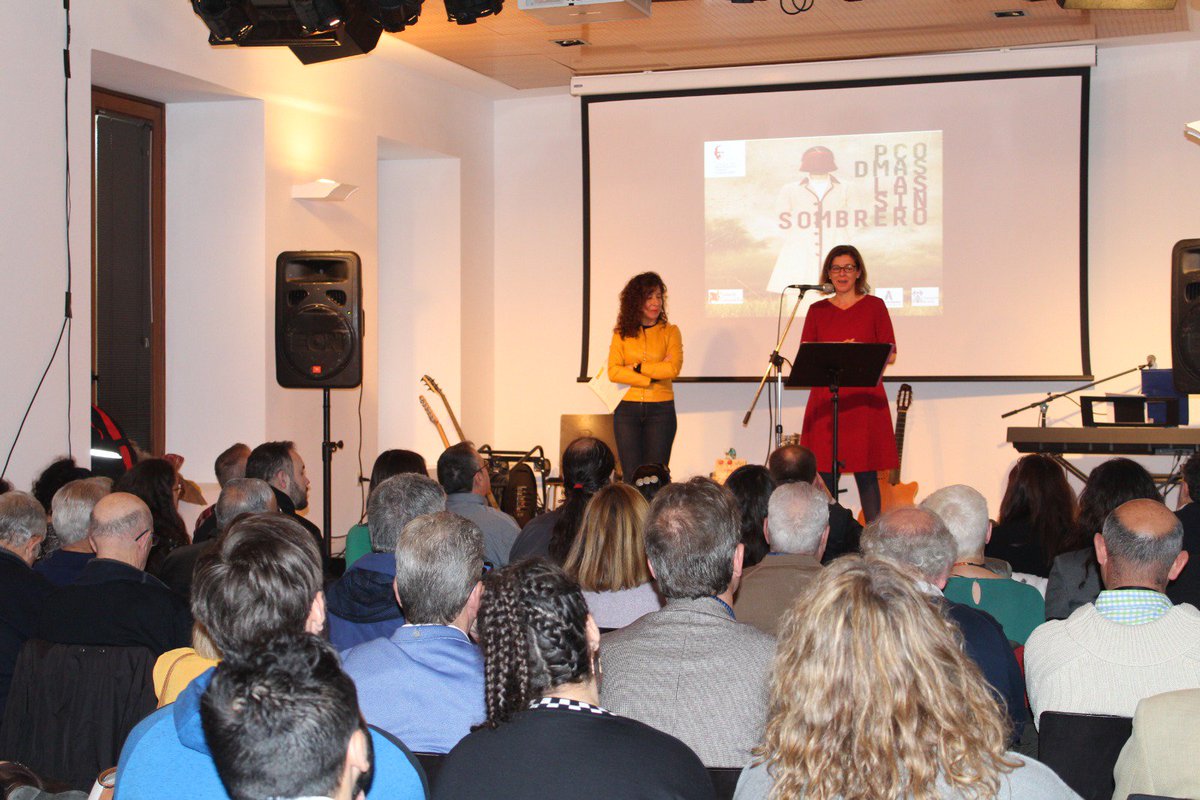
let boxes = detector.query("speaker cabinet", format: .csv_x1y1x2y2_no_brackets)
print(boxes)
275,251,363,389
1172,239,1200,393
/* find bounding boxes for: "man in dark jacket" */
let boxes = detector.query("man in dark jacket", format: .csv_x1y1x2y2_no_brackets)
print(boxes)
326,473,446,650
245,440,323,561
0,491,52,720
767,443,862,562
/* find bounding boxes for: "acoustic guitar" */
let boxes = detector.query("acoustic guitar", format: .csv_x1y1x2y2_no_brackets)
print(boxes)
858,383,918,524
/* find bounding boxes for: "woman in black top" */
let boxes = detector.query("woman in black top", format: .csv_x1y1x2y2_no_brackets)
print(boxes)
986,454,1076,578
433,559,714,800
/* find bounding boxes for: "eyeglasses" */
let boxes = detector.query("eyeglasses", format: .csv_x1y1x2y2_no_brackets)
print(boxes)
134,528,160,548
828,265,859,275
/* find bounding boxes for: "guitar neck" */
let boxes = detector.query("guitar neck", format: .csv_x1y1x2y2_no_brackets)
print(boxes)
888,409,908,484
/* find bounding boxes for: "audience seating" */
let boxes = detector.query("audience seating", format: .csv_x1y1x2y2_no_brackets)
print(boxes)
0,640,156,790
1037,710,1132,800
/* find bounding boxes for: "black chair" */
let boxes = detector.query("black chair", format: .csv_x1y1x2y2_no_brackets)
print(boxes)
1038,710,1133,800
707,767,742,800
0,640,156,790
414,752,446,790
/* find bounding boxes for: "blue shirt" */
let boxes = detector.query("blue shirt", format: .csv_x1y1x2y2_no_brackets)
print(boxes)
342,624,485,754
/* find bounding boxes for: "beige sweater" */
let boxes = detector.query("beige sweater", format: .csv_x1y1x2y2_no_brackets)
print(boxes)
1025,603,1200,726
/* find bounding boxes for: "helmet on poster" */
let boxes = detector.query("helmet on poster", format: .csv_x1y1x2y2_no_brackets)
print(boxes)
800,146,837,174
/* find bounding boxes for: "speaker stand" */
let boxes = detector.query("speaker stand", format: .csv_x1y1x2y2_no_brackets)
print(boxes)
321,387,343,563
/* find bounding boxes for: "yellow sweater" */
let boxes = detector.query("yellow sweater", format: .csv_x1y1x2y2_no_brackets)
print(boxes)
607,322,683,403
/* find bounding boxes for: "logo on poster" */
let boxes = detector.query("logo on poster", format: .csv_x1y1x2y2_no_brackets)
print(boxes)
705,140,746,178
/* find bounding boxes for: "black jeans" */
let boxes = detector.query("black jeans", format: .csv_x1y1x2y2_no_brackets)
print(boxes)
613,400,677,480
821,470,882,523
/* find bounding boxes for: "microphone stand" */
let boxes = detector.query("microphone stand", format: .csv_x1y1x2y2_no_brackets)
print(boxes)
999,358,1155,426
743,288,810,450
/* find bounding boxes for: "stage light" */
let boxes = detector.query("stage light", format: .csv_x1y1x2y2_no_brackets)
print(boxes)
191,0,254,43
443,0,502,25
290,0,345,32
365,0,425,32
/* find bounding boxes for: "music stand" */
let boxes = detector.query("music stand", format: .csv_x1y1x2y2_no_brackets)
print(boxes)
787,342,892,504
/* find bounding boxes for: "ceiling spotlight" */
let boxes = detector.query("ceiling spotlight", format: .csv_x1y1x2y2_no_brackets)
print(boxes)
290,0,345,32
191,0,254,42
365,0,425,31
443,0,502,24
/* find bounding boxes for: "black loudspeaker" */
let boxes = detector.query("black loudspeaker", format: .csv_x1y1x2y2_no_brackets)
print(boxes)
1172,239,1200,393
276,251,363,388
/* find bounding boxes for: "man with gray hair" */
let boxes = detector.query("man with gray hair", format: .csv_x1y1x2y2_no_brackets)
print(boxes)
734,481,829,636
1026,498,1200,725
158,477,278,598
36,492,191,655
327,472,446,649
341,510,486,753
600,477,776,767
924,484,1044,645
192,442,251,545
862,506,1027,739
35,478,109,586
0,491,52,719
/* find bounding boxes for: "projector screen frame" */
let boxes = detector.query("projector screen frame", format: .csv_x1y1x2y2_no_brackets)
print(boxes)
576,67,1092,384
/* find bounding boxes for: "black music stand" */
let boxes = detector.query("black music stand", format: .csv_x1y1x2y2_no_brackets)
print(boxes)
787,342,892,504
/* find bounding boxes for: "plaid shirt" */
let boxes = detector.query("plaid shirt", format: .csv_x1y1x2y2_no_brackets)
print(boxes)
1094,588,1173,625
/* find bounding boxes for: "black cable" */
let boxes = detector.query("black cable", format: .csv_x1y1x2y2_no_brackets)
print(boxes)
780,0,813,15
357,380,366,523
2,0,73,480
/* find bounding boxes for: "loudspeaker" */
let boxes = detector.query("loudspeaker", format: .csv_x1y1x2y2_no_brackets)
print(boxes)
276,251,363,388
1172,239,1200,393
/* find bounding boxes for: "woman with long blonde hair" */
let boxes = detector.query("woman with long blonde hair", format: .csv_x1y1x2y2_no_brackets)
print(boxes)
735,556,1077,800
561,483,662,629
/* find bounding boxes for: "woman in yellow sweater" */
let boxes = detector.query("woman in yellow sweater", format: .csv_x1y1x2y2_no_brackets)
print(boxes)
607,272,683,479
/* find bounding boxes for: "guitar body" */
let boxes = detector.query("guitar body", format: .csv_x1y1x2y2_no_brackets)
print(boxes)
857,384,917,524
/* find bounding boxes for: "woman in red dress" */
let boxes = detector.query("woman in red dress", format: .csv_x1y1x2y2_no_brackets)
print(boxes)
799,245,898,522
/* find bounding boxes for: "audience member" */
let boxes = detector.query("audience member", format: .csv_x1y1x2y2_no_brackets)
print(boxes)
35,492,191,656
600,477,775,767
157,477,277,599
438,442,520,567
31,458,91,514
113,458,190,573
627,462,670,504
328,473,445,649
986,454,1076,578
434,559,713,800
190,443,249,545
341,511,484,753
1112,687,1200,800
734,481,828,636
860,506,1027,738
34,479,107,586
116,513,423,799
153,624,220,707
1167,449,1200,608
0,491,52,720
509,437,614,563
925,484,1045,644
1045,457,1159,620
767,443,861,562
734,557,1075,800
1026,498,1200,724
343,449,428,567
562,483,662,629
201,635,378,800
724,464,775,569
244,440,324,560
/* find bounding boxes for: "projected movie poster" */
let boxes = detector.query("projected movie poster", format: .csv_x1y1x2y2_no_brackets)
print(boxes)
704,131,943,318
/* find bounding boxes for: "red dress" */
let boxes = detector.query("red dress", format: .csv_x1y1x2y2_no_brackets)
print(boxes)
798,294,899,473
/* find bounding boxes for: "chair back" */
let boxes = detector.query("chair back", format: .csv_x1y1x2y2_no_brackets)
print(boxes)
1037,710,1132,800
0,640,156,790
707,766,742,800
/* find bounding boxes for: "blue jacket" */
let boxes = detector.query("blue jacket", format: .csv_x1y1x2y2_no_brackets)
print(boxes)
342,625,485,754
114,668,426,799
943,599,1028,741
326,552,405,650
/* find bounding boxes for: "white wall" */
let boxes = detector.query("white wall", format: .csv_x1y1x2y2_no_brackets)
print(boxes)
2,0,501,543
492,40,1200,512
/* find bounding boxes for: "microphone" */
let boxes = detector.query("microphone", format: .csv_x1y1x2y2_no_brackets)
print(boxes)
787,283,834,293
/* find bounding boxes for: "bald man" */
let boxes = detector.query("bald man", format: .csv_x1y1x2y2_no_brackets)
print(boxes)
36,492,192,656
1025,498,1200,726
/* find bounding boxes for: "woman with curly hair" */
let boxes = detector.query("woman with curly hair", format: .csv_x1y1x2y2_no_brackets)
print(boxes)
562,483,662,629
114,457,189,573
986,454,1077,578
433,559,713,800
607,272,683,480
735,556,1077,800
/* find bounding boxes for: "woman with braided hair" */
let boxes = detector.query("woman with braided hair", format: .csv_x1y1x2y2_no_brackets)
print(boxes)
433,559,714,800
